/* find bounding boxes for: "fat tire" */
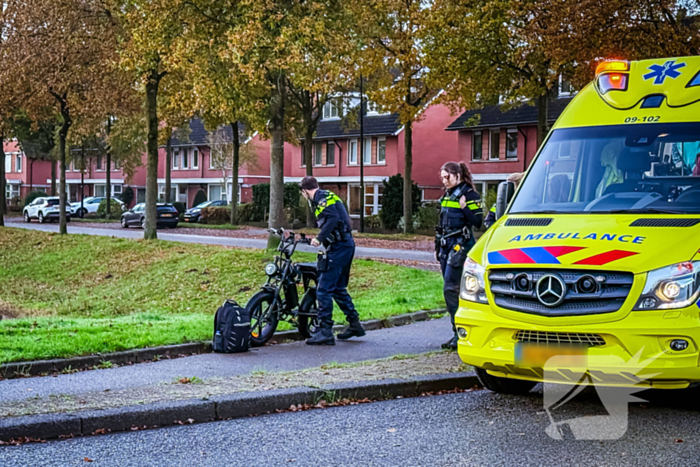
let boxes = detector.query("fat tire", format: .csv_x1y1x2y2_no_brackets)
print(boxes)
297,287,319,339
475,368,537,395
246,290,279,347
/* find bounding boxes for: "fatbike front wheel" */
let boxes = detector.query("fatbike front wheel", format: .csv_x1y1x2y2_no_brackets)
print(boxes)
246,290,280,347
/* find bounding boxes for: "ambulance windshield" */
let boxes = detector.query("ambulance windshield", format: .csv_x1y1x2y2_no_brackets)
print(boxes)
510,123,700,215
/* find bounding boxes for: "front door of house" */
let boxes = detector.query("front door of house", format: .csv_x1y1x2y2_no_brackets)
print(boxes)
178,185,188,208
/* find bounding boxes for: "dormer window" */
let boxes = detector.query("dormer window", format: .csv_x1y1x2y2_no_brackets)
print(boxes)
322,99,340,120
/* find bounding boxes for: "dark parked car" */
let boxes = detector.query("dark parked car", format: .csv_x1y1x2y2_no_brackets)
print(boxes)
183,199,228,223
121,203,179,229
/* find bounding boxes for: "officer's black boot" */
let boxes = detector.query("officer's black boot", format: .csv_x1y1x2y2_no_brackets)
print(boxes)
441,332,458,351
337,320,366,340
306,327,336,346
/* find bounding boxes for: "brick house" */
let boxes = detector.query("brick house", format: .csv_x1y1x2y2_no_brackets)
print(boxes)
284,95,462,220
4,140,53,205
159,119,272,208
446,97,573,201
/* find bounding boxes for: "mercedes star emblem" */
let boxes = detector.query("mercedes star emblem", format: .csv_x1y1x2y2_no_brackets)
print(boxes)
536,274,566,307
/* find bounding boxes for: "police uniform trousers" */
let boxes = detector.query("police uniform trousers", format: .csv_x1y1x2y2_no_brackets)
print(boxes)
317,237,360,329
439,236,475,332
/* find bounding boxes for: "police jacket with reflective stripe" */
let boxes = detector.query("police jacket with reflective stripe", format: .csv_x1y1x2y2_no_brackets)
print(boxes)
484,204,497,229
438,183,483,231
313,189,353,244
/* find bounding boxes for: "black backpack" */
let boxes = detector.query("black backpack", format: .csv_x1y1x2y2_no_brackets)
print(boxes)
213,299,251,353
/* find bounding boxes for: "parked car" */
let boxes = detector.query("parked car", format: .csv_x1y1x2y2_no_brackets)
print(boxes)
121,203,179,229
70,197,125,218
182,200,228,223
23,196,71,223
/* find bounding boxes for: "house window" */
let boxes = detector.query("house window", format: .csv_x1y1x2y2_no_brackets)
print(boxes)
113,158,120,170
348,139,358,165
182,148,189,169
506,129,518,159
377,138,386,164
209,185,224,201
15,154,22,173
326,142,335,166
4,155,10,173
172,149,179,169
363,138,372,165
348,183,384,216
96,154,103,170
6,184,19,200
301,150,306,167
472,131,483,161
94,185,106,197
314,142,323,166
113,184,122,198
490,130,500,160
322,99,339,120
560,75,574,96
158,184,176,202
192,148,199,169
226,183,241,204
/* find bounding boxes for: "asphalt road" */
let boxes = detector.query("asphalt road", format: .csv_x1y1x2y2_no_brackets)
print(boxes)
3,384,700,466
4,221,435,262
0,316,451,404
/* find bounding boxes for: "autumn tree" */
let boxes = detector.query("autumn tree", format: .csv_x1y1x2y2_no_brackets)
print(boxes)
116,0,187,239
207,125,260,208
2,0,133,234
13,114,58,194
350,0,437,233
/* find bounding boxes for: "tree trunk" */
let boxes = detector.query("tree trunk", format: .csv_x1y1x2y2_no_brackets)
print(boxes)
144,68,161,240
106,118,112,218
536,93,550,148
165,134,172,203
51,160,56,195
231,121,240,225
403,118,414,234
58,109,71,235
267,74,286,249
304,124,314,227
0,132,5,226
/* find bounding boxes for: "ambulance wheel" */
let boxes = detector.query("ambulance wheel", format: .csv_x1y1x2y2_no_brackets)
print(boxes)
246,290,279,347
475,368,537,395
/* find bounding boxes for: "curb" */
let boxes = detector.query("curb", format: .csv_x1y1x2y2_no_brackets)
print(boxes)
0,371,478,442
0,309,446,379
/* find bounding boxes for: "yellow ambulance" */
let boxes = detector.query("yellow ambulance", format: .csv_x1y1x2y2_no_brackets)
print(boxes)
458,56,700,393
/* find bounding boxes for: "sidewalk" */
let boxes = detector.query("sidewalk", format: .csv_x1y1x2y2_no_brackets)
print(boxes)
0,316,453,405
5,221,436,262
0,317,479,442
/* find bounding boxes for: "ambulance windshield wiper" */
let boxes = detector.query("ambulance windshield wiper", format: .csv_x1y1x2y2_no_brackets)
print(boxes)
515,210,559,214
605,208,683,214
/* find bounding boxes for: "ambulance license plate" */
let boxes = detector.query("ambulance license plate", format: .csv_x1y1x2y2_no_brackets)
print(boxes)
515,343,587,368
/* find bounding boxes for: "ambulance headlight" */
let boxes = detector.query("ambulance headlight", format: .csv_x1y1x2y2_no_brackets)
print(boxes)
634,261,700,310
460,257,488,304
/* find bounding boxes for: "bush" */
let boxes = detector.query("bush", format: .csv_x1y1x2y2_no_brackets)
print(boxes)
121,186,134,207
193,189,207,207
415,202,440,231
201,206,231,224
97,199,123,220
237,203,254,223
251,183,302,222
24,191,45,207
172,202,186,215
379,174,422,230
364,214,382,229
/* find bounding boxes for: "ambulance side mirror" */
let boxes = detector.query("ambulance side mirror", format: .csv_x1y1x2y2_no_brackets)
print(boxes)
496,181,515,220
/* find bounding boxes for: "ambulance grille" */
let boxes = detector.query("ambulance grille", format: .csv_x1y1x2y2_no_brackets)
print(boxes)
505,218,553,227
515,331,606,347
630,218,700,227
489,269,634,317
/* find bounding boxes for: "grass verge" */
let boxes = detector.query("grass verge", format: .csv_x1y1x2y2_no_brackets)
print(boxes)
0,227,444,363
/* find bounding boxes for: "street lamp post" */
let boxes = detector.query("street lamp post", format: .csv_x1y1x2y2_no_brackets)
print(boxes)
359,74,365,233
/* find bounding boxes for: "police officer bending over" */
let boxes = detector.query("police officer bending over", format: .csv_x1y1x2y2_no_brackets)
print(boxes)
436,162,483,350
301,176,366,346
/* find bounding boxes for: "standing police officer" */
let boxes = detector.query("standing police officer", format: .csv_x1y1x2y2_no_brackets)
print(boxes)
300,176,365,346
435,162,483,350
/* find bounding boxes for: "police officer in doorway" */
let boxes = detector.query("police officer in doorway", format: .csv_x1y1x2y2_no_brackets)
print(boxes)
435,162,483,350
300,176,366,346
